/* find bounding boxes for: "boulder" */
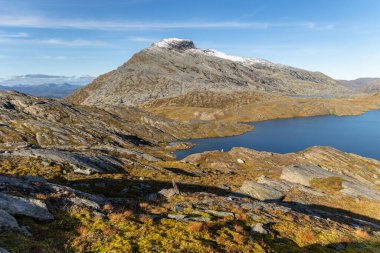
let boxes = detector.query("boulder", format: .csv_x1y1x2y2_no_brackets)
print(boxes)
256,176,293,192
0,193,54,221
237,159,245,164
158,188,178,198
167,214,186,221
251,223,268,235
0,209,30,236
240,181,284,201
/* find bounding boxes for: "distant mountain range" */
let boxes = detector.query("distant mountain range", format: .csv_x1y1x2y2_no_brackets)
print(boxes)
0,83,83,98
340,78,380,93
0,74,94,98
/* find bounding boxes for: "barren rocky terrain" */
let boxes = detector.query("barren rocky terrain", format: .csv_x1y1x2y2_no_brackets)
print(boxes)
1,39,380,252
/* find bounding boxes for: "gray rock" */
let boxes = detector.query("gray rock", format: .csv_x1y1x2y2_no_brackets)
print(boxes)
240,181,284,201
158,188,178,198
256,176,293,192
174,205,185,212
25,175,48,184
217,184,231,190
68,197,101,210
185,217,212,222
240,203,256,210
168,214,186,221
0,209,30,236
280,164,337,186
0,247,10,253
341,182,380,202
336,243,345,251
5,149,123,174
251,223,268,235
0,193,53,221
205,210,234,218
297,185,325,196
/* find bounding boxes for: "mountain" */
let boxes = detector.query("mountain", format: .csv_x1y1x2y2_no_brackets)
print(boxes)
0,74,95,98
340,78,380,93
66,38,352,108
0,83,81,98
0,74,94,86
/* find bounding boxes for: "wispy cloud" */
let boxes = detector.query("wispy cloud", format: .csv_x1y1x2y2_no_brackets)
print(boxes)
36,38,112,47
0,36,113,48
0,32,28,38
128,36,156,42
0,15,334,31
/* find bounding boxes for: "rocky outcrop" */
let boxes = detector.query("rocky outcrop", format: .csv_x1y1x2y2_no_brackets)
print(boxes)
0,193,53,221
0,174,107,235
2,149,124,175
341,181,380,202
0,209,30,236
239,180,284,201
280,164,337,186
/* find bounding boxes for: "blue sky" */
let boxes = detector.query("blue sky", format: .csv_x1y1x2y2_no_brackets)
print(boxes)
0,0,379,80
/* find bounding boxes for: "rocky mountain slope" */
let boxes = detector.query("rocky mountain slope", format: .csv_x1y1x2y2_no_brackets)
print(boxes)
0,91,250,174
2,40,380,252
341,78,380,93
1,91,380,252
66,38,352,108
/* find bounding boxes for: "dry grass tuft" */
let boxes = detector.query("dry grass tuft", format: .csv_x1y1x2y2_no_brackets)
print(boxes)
355,229,370,239
188,222,207,233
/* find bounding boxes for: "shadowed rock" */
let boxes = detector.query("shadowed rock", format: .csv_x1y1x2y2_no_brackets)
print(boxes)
0,193,53,221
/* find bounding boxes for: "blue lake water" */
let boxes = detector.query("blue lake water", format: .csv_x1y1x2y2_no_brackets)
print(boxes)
174,110,380,160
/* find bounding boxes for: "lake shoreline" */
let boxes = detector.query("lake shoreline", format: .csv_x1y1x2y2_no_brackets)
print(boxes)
173,109,380,161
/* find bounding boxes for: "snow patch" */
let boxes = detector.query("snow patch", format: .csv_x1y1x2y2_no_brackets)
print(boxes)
202,49,275,66
153,38,195,50
152,38,278,67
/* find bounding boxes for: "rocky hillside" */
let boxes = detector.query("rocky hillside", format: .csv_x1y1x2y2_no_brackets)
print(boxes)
66,38,352,108
1,91,380,252
340,78,380,93
0,91,250,173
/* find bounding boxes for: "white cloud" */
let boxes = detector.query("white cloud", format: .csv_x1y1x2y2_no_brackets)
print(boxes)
0,37,114,48
0,15,334,31
0,32,28,38
36,38,112,47
128,36,156,42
